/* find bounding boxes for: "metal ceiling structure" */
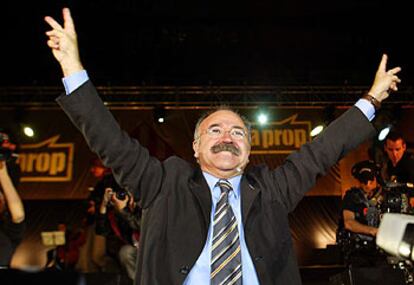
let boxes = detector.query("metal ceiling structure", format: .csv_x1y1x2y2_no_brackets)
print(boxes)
1,85,413,108
2,1,413,111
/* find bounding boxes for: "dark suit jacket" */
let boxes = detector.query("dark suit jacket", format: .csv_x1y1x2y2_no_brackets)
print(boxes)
57,80,375,284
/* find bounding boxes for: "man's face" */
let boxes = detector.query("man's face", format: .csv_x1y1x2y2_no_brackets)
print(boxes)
193,110,251,178
361,178,378,194
384,138,406,167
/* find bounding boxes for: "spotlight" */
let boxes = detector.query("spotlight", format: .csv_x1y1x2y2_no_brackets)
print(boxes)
256,106,270,126
310,105,336,137
23,126,34,137
378,125,392,141
310,125,324,137
257,113,268,125
153,107,165,124
373,105,401,141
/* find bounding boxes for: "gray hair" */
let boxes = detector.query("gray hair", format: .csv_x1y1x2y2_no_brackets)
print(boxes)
193,106,252,143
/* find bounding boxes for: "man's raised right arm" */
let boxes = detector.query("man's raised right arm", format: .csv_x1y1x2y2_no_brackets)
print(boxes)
44,8,164,208
44,8,83,78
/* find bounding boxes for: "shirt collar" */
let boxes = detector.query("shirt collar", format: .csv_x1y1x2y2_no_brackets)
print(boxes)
202,171,242,199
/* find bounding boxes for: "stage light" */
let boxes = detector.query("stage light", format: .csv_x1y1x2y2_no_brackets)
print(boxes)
310,105,336,138
310,125,324,137
373,105,401,142
154,107,165,124
256,105,271,126
378,125,392,141
257,113,268,125
23,126,34,137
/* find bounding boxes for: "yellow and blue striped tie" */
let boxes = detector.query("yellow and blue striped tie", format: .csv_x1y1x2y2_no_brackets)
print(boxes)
211,179,242,285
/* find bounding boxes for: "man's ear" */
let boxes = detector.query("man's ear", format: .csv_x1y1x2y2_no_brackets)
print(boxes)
193,140,199,158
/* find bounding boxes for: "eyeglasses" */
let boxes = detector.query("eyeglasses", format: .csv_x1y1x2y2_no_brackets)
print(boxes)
200,126,247,140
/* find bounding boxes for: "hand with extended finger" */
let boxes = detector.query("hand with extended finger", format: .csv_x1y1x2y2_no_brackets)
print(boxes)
44,8,84,77
367,54,402,104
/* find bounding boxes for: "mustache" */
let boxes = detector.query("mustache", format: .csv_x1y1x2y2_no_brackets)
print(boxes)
211,143,241,156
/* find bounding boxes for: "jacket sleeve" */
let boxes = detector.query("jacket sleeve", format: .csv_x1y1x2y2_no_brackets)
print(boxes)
56,80,163,208
268,106,376,212
95,213,110,236
116,207,141,232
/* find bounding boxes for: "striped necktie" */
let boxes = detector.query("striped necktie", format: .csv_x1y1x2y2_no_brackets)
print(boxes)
211,179,242,285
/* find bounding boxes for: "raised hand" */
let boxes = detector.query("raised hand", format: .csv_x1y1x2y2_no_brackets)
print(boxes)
102,188,114,208
112,194,129,212
44,8,84,77
368,54,402,103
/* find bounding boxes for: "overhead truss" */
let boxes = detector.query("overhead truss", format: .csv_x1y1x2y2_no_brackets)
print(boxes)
1,85,413,108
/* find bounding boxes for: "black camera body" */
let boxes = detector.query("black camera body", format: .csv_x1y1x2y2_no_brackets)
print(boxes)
381,182,414,214
101,174,128,201
114,187,128,201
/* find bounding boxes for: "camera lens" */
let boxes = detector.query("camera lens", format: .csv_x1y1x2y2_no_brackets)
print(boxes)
116,190,127,201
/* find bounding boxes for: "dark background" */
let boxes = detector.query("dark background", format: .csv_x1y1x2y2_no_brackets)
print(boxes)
3,0,413,87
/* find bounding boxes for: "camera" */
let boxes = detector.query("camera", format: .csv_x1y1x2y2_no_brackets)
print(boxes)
0,132,17,162
381,182,414,214
114,186,128,201
101,174,128,201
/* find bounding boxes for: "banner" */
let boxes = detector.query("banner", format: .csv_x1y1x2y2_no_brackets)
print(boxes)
18,135,74,182
3,105,410,199
251,114,311,154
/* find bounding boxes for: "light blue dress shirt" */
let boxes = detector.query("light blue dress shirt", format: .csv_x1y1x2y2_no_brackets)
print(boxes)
183,173,260,285
63,70,376,284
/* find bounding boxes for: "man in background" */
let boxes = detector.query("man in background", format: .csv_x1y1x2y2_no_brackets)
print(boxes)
96,179,141,283
337,160,385,267
383,130,414,184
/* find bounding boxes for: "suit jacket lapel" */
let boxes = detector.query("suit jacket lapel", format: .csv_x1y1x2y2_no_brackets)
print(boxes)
241,174,260,224
189,168,212,230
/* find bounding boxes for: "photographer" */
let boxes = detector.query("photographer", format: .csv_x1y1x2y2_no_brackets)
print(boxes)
0,132,25,268
95,174,141,282
337,160,386,267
